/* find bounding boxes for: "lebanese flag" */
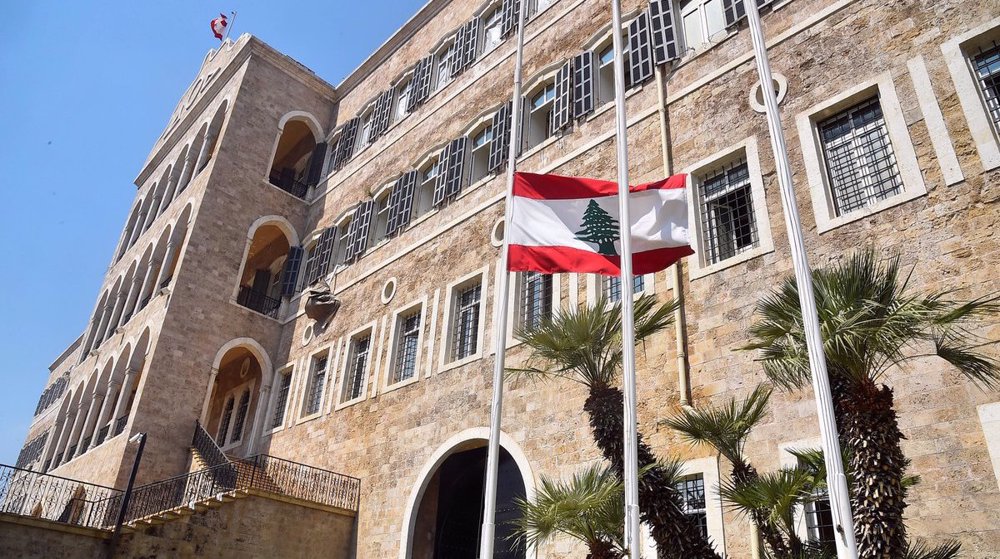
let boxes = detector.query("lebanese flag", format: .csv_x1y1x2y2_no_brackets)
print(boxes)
211,13,228,40
507,172,693,275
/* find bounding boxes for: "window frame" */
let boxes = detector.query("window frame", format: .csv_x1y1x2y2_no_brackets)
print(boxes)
479,3,504,54
677,457,726,554
683,136,774,279
434,38,458,92
336,322,378,408
795,73,926,234
393,72,415,123
522,76,558,152
941,16,1000,171
440,267,490,371
678,0,728,53
218,379,256,451
466,116,497,186
299,348,331,420
414,151,444,222
584,272,654,306
383,298,428,392
371,182,394,247
266,364,295,433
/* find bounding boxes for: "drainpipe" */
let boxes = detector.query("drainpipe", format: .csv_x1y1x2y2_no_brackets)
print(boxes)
654,65,691,407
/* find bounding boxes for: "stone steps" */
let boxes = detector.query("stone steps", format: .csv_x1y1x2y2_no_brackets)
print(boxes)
124,489,249,530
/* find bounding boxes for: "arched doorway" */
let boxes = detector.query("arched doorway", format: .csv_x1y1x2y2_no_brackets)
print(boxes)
204,345,265,457
410,442,527,559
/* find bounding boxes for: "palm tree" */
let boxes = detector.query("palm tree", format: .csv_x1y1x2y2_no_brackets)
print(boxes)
512,464,626,559
664,384,801,558
718,466,815,557
511,295,721,559
744,249,1000,559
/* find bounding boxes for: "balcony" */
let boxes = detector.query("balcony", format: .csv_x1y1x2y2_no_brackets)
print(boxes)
268,170,309,199
237,286,281,319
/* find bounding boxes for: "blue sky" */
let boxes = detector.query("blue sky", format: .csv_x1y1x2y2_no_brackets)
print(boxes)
0,1,426,465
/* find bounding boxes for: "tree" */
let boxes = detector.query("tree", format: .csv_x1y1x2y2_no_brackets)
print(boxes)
510,295,721,559
575,200,620,256
744,249,999,559
512,464,627,559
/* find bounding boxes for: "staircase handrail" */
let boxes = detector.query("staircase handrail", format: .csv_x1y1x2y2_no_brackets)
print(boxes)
192,420,231,468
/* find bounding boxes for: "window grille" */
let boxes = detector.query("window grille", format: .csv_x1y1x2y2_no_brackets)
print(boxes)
304,355,328,415
217,396,235,442
271,371,293,428
393,311,422,384
409,56,435,111
627,12,655,87
453,283,482,360
805,492,837,547
551,61,573,134
15,433,48,468
230,389,251,444
345,336,371,401
520,272,553,331
698,158,758,264
649,0,679,64
972,41,1000,134
604,275,645,303
488,102,512,173
817,97,902,217
675,474,708,539
572,51,596,119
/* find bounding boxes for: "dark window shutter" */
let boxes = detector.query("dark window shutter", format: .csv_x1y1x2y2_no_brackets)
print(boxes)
457,19,481,70
444,137,468,199
315,227,337,277
723,0,747,27
280,246,304,297
551,60,573,134
572,51,595,119
370,90,394,140
386,179,403,237
332,118,360,171
649,0,679,64
346,200,375,262
500,0,521,38
432,145,452,207
305,142,328,187
299,245,318,291
342,216,361,264
488,102,511,174
388,170,419,235
627,12,655,87
251,269,271,294
409,56,434,111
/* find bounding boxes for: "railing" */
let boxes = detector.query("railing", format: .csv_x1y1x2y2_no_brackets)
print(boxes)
236,286,281,318
268,170,309,198
0,464,123,529
97,424,110,445
244,454,361,511
192,421,230,469
113,416,128,437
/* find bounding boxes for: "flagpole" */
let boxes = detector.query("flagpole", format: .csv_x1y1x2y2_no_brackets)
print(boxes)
609,1,642,556
223,11,237,42
744,3,858,559
479,0,528,556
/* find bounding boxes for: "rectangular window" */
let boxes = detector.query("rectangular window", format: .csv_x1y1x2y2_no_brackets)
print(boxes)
525,83,556,149
971,41,1000,134
452,282,482,361
681,0,726,51
372,192,391,244
230,389,251,444
357,113,374,151
416,159,442,218
392,310,422,384
520,272,553,331
469,126,494,183
698,158,758,264
597,44,615,105
396,79,413,121
217,396,234,442
436,43,457,90
270,369,293,428
343,335,371,402
675,474,708,539
818,97,903,217
482,6,503,52
303,354,328,415
603,275,645,303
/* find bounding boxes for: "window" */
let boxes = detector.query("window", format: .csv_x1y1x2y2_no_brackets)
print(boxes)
482,6,503,52
603,275,645,303
525,82,556,149
452,282,482,361
519,272,553,331
415,157,442,218
971,41,1000,136
217,396,234,442
680,0,726,51
391,310,422,384
333,218,352,266
436,42,457,90
697,158,758,264
817,97,903,217
798,455,836,548
469,125,494,183
303,354,328,416
343,334,371,402
372,189,392,245
357,111,374,151
531,0,555,16
230,389,251,444
596,44,615,105
395,78,413,121
675,474,708,540
270,369,293,429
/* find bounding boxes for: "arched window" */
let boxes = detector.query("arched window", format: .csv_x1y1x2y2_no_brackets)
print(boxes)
523,79,556,149
236,221,298,318
415,155,443,220
268,119,320,198
467,121,494,184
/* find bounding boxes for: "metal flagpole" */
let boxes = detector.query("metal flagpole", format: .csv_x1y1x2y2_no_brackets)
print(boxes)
609,1,642,556
479,0,528,556
743,3,858,559
223,11,237,42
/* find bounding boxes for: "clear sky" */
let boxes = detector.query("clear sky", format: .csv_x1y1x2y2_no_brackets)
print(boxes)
0,1,427,465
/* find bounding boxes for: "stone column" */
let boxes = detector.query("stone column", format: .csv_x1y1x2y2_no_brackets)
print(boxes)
154,242,179,289
90,379,120,448
162,173,179,209
100,291,127,342
193,131,216,174
73,393,103,455
89,302,113,352
137,255,164,308
126,209,148,249
176,154,194,194
244,383,272,456
110,367,139,428
56,404,84,463
199,367,220,425
143,196,163,232
118,274,145,328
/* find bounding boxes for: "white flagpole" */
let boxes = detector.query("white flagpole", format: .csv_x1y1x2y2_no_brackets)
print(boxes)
479,0,528,556
223,11,237,42
609,1,642,556
744,3,858,559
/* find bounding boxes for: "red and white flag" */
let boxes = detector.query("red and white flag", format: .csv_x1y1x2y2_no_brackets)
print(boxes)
211,13,228,40
507,172,693,275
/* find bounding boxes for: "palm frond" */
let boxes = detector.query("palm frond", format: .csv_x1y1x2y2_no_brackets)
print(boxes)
663,384,773,465
903,540,962,559
718,467,814,539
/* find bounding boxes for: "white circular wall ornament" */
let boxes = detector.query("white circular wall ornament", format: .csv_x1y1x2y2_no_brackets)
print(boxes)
749,73,788,114
239,357,251,378
381,277,398,304
490,218,506,248
302,324,314,346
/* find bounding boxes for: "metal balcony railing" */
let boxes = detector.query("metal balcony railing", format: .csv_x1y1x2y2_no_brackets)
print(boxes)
268,170,309,199
0,464,123,529
236,286,281,318
192,421,230,469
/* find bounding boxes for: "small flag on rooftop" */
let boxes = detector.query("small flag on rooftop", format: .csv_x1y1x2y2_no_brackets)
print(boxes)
211,13,228,40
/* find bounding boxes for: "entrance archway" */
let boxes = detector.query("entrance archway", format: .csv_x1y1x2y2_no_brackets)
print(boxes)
204,345,266,457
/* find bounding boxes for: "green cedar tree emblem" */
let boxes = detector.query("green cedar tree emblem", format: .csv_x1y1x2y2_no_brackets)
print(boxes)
575,199,620,256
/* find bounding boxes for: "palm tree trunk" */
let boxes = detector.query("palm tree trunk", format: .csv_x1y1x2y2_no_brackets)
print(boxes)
832,376,908,559
731,462,800,558
584,385,721,559
587,539,622,559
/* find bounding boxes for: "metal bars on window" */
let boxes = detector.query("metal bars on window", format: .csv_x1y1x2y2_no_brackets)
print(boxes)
698,158,758,264
551,61,573,134
230,389,251,444
304,356,327,415
604,275,645,303
817,97,902,217
488,102,512,174
393,311,422,384
453,283,482,360
648,0,679,64
972,41,1000,134
409,56,435,111
346,336,371,401
675,474,709,539
15,433,47,469
387,170,419,236
520,272,552,332
572,51,596,119
271,371,293,428
627,11,655,87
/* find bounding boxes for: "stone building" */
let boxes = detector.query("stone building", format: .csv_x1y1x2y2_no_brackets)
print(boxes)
8,0,1000,557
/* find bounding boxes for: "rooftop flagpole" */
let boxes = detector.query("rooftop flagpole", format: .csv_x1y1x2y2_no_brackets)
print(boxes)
223,11,237,42
479,0,528,555
743,3,858,558
609,0,642,556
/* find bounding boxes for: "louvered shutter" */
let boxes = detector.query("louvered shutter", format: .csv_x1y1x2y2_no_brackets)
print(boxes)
627,12,655,87
571,51,595,119
299,245,318,290
331,118,360,171
457,19,481,70
648,1,679,64
487,103,511,174
551,61,573,134
346,200,374,262
305,142,328,187
432,144,452,207
280,246,304,297
388,170,418,235
723,0,746,26
409,56,434,111
369,90,394,140
500,0,521,38
315,227,337,277
445,137,468,198
386,179,404,237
